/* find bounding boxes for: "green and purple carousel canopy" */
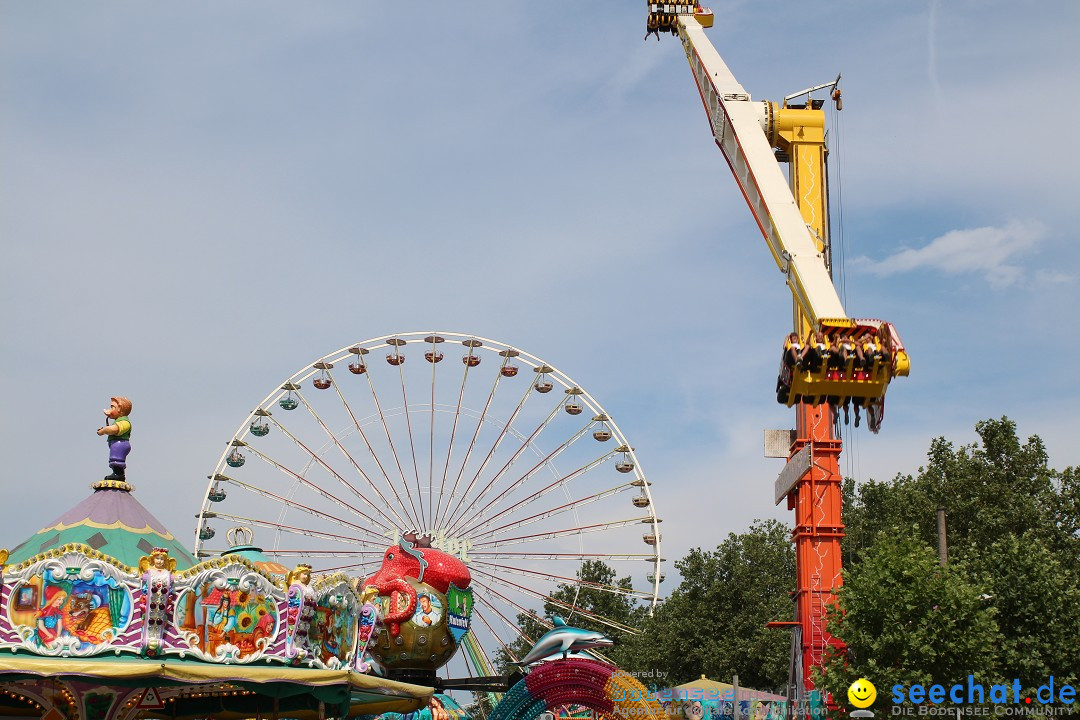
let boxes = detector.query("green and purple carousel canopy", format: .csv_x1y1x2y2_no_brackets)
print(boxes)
4,480,196,571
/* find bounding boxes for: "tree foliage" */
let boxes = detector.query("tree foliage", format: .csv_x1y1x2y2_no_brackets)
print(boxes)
494,559,647,674
843,417,1074,561
961,531,1080,685
622,519,795,690
822,417,1080,710
821,534,997,704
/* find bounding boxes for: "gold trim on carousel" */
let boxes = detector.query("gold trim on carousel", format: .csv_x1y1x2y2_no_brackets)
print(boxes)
176,553,269,581
91,479,136,492
11,542,137,574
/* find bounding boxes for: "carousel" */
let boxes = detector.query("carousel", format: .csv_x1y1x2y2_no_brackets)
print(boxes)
0,474,438,719
0,398,441,720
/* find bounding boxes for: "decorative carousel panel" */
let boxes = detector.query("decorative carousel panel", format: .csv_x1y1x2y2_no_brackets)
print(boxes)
310,575,361,669
173,561,282,663
5,551,137,656
445,583,473,642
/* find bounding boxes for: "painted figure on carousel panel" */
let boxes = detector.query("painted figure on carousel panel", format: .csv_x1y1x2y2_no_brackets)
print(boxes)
35,587,68,647
208,595,236,633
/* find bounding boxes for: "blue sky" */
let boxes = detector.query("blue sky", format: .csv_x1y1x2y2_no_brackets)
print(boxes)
2,1,1078,599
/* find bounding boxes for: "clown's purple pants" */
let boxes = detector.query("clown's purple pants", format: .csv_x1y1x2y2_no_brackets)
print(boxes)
108,438,131,468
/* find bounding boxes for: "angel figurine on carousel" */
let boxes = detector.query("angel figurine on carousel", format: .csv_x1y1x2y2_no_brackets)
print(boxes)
139,547,175,655
285,563,317,661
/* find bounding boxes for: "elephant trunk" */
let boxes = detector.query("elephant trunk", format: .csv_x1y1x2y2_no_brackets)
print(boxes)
363,578,416,636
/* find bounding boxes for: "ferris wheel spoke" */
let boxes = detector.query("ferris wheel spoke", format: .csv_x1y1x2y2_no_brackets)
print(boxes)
467,481,635,542
462,626,500,680
449,641,480,694
456,634,483,688
450,421,601,536
469,551,656,561
288,384,403,529
361,352,424,530
470,516,657,548
217,476,389,543
258,549,382,559
470,567,639,635
469,560,656,601
471,598,530,661
430,347,472,533
432,347,506,532
392,351,427,530
470,577,550,645
314,560,378,575
298,370,417,531
443,394,564,532
440,375,533,531
238,442,393,535
428,337,439,530
197,512,373,547
329,368,418,532
454,447,620,538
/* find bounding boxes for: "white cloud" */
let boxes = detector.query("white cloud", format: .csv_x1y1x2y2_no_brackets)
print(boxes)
854,221,1046,288
1034,269,1072,285
605,42,668,101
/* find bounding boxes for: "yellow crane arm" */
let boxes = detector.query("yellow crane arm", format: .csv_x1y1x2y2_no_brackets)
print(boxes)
676,16,845,324
648,4,909,431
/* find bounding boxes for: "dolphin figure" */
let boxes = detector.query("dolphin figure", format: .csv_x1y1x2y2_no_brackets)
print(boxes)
512,616,614,666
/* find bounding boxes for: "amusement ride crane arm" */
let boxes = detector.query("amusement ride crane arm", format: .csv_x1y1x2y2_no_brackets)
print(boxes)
647,3,909,431
675,19,845,324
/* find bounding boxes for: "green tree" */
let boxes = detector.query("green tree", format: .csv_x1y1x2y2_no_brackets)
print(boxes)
843,417,1069,561
1054,465,1080,547
819,534,998,710
622,519,795,690
824,417,1080,709
961,532,1080,688
494,559,647,674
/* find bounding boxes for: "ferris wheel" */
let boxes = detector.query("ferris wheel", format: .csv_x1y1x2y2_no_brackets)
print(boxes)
194,331,662,676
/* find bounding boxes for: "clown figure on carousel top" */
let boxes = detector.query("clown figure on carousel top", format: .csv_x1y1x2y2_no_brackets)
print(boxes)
96,396,132,481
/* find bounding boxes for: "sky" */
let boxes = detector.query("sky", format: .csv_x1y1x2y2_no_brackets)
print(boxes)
2,0,1079,609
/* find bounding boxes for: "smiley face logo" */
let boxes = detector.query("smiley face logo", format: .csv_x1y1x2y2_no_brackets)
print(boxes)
848,678,877,708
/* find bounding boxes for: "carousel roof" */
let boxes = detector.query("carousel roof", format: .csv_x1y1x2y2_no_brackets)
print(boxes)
0,655,432,719
4,479,197,571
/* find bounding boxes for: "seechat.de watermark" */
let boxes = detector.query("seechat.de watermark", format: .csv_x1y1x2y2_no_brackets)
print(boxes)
885,675,1074,716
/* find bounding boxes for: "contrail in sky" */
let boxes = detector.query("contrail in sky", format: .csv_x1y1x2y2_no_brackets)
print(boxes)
928,0,943,105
